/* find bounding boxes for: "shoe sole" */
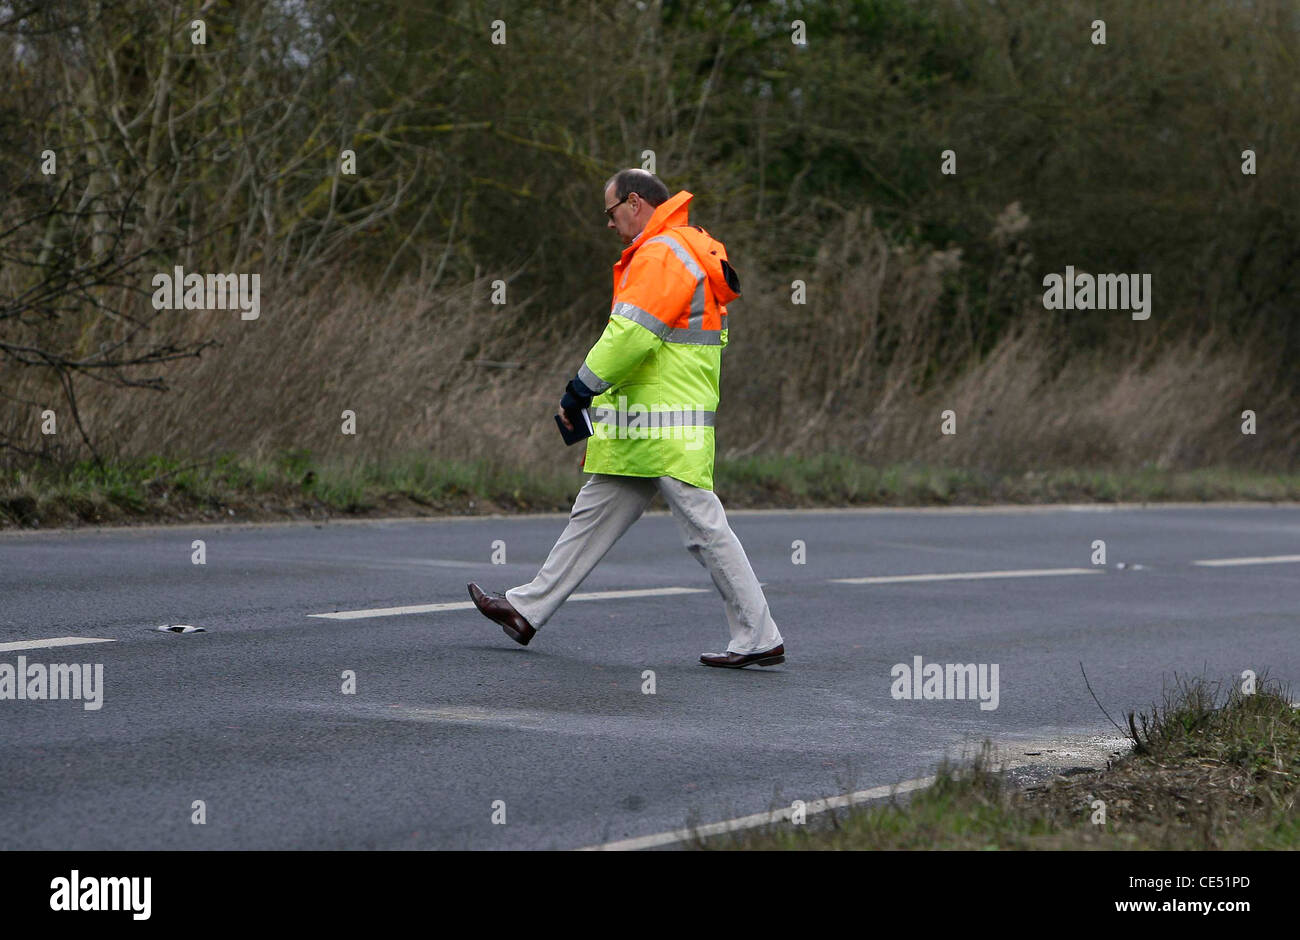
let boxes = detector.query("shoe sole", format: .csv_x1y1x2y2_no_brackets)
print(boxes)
501,623,531,646
702,653,785,668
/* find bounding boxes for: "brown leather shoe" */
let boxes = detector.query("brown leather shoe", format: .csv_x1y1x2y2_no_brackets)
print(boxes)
699,643,785,668
467,582,536,646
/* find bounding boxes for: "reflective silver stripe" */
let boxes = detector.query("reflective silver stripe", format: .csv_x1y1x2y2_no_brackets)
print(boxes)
664,327,723,345
591,407,717,428
611,301,671,339
577,362,611,394
647,235,707,329
610,301,723,345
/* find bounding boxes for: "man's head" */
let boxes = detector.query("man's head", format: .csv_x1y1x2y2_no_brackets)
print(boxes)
603,169,669,245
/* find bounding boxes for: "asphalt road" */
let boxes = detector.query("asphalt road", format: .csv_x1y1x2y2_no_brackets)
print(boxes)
1,502,1297,849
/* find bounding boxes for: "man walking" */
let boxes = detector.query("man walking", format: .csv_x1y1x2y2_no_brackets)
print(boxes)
467,169,785,668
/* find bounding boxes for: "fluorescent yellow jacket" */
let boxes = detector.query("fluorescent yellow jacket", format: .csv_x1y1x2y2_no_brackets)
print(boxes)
576,191,740,490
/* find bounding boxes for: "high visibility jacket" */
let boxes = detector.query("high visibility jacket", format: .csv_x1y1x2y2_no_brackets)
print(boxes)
577,191,739,490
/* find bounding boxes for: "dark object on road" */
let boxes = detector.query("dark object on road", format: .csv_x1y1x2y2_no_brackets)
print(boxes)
155,624,207,634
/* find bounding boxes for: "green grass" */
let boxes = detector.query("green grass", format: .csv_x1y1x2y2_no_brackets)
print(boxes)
0,451,580,527
714,458,1300,507
691,675,1299,850
2,451,1299,528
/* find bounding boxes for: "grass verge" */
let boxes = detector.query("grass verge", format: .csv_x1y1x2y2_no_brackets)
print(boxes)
690,675,1299,850
2,451,1299,529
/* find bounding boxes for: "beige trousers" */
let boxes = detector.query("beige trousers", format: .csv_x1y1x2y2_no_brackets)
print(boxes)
506,474,783,654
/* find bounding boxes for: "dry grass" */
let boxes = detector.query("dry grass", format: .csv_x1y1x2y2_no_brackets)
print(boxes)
3,206,1297,476
694,675,1299,850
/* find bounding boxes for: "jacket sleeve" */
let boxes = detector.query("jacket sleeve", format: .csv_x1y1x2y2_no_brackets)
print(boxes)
577,242,696,393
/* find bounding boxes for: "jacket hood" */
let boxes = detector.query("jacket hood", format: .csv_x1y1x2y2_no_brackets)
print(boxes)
625,190,740,305
674,222,741,306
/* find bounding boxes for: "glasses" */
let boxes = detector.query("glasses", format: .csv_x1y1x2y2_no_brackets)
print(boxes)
604,195,629,220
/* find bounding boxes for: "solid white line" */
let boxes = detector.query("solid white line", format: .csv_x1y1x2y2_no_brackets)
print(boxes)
724,501,1300,517
830,567,1101,585
8,501,1292,540
308,586,710,620
579,775,938,851
0,636,116,652
1192,554,1300,567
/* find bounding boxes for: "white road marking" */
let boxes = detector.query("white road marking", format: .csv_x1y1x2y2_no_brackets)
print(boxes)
1192,554,1300,567
405,559,494,568
309,586,709,620
311,600,475,620
830,567,1101,585
0,636,116,652
579,776,938,851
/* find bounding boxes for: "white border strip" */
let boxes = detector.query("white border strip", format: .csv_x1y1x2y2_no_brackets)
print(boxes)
309,586,709,620
831,567,1100,585
579,775,937,851
8,501,1293,539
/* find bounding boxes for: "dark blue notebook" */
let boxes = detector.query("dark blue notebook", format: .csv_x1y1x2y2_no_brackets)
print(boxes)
555,407,594,445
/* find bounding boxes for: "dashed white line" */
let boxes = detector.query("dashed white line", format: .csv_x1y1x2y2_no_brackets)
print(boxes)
830,567,1101,585
579,775,937,851
308,586,710,620
1192,554,1300,567
310,600,479,620
0,637,116,652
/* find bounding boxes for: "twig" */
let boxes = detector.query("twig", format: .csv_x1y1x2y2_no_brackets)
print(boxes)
1080,661,1127,736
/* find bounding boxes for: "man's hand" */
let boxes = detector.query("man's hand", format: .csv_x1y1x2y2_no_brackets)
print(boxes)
559,375,592,470
559,405,586,470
